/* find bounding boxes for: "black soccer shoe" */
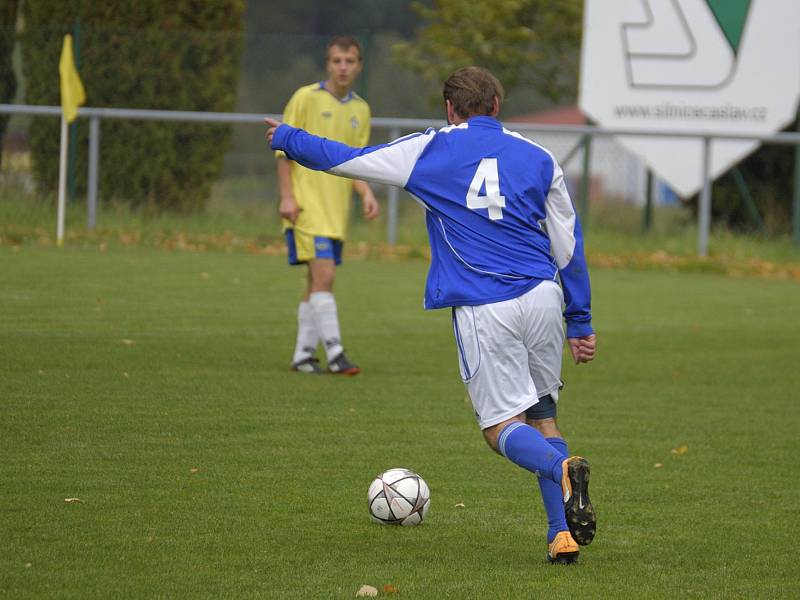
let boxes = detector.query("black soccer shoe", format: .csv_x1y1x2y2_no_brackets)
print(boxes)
561,456,596,546
327,352,360,376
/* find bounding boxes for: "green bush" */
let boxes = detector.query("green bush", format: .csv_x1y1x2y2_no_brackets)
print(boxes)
709,123,798,234
19,1,244,212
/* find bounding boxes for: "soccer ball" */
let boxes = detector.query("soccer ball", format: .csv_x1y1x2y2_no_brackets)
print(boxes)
367,468,430,526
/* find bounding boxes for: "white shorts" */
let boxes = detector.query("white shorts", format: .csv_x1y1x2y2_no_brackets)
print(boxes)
452,280,565,430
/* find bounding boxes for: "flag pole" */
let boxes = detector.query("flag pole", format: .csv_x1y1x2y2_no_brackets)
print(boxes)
57,33,85,247
57,114,68,246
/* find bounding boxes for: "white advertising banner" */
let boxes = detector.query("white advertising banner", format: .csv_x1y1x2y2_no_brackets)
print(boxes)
579,0,800,198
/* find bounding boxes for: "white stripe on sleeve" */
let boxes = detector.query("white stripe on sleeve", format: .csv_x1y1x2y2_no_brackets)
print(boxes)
329,130,436,188
544,161,577,270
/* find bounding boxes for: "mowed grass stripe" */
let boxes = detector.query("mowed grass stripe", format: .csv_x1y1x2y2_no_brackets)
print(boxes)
1,245,797,598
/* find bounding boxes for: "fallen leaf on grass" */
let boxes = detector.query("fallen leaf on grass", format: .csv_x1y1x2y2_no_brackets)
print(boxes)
190,468,199,474
454,502,465,508
118,232,140,245
654,463,663,469
671,445,688,456
356,585,378,597
64,498,83,503
383,584,399,594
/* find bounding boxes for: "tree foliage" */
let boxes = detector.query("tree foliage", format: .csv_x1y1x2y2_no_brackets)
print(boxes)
393,0,583,104
245,0,420,39
0,0,19,166
20,1,244,212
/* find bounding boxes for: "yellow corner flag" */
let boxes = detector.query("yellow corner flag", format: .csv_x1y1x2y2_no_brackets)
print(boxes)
59,34,85,123
56,34,86,246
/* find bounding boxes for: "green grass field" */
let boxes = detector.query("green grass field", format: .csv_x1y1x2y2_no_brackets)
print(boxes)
1,243,798,598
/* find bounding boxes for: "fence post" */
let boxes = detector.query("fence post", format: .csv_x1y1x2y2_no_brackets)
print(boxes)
87,115,100,230
386,126,400,246
642,169,653,232
698,136,712,257
579,134,592,229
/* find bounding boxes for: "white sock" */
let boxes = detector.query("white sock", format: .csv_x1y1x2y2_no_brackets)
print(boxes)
309,291,344,361
292,301,319,364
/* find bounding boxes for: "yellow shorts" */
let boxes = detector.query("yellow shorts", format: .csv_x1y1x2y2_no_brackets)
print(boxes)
285,229,343,265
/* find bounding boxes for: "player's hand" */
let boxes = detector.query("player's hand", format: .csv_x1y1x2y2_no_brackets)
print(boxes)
279,196,301,224
361,189,380,221
568,334,596,364
264,117,283,146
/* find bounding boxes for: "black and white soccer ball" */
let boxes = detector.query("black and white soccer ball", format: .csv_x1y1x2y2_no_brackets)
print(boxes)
367,468,430,526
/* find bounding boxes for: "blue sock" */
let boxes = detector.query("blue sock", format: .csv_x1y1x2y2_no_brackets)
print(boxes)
539,437,569,543
497,422,564,484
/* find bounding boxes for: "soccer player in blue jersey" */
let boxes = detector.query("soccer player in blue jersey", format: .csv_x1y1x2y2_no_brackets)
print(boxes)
265,66,597,563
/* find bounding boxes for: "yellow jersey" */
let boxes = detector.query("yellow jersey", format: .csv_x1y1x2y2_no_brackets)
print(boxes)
276,82,371,239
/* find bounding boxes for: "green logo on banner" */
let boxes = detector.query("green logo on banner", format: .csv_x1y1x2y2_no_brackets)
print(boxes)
706,0,751,53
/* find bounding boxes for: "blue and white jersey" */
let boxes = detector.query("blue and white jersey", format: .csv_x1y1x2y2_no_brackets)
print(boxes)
272,115,593,337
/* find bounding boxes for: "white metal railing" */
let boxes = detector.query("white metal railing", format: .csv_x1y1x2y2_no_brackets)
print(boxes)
3,103,800,255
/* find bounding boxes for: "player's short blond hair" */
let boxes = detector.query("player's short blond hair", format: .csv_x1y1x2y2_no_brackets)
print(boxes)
326,36,363,62
443,67,505,119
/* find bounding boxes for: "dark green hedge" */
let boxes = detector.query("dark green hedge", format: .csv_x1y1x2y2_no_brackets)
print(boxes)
20,1,244,211
709,121,798,234
1,1,19,166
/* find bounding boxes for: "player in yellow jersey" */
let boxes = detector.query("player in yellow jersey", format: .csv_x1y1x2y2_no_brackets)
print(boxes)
275,36,379,375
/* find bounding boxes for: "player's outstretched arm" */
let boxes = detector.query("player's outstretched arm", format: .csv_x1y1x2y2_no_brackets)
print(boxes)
266,118,435,189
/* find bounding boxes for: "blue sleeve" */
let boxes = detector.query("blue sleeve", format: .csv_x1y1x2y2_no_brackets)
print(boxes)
272,124,435,188
542,157,593,338
559,216,593,339
272,124,369,172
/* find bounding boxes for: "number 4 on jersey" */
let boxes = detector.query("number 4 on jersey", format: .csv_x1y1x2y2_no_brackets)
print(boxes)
466,158,505,220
